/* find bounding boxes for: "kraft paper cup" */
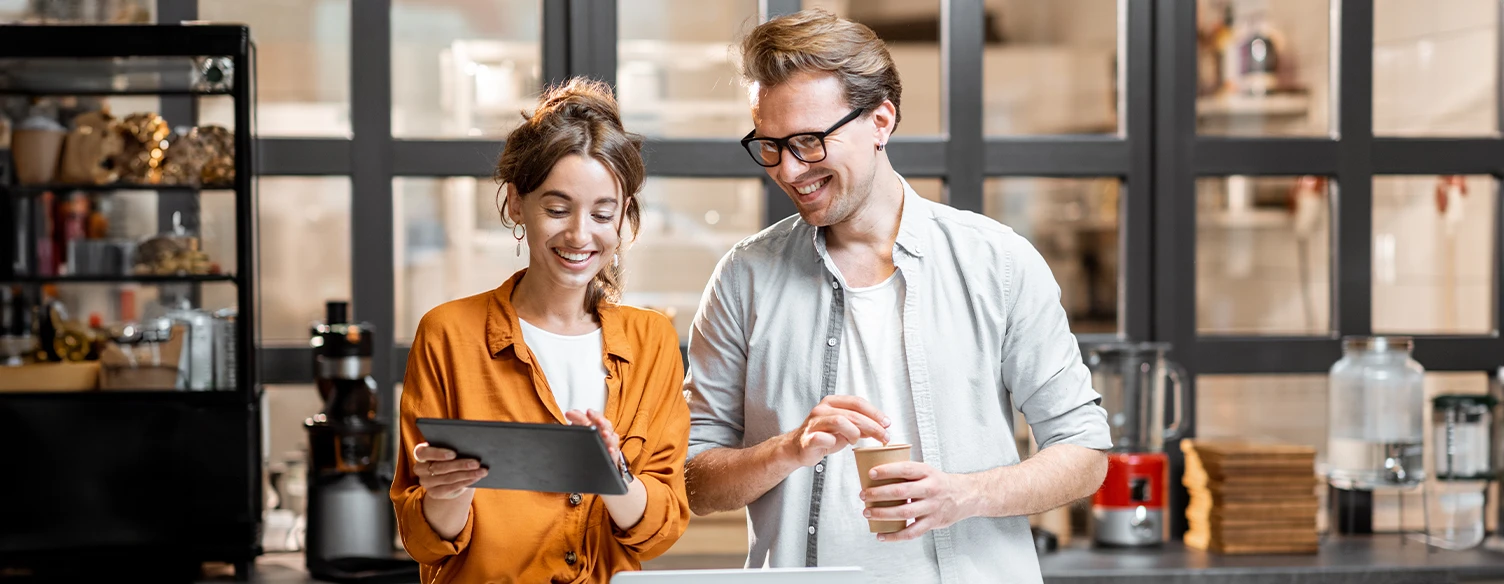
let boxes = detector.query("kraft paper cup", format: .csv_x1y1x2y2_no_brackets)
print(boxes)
853,443,912,534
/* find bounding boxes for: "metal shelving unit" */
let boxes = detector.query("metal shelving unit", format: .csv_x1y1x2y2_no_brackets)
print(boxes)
0,24,261,580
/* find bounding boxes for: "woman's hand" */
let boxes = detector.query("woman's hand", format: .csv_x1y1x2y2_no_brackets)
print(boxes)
564,409,624,471
413,443,488,500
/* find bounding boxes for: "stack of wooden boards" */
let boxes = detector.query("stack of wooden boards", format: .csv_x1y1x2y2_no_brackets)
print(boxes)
1182,439,1319,554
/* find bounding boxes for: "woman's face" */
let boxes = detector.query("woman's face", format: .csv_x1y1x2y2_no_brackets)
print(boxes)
507,154,627,294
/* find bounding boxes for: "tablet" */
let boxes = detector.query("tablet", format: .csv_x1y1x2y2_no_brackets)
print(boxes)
415,418,628,496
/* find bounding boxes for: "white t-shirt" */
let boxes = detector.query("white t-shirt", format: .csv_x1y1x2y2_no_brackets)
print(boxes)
816,272,941,584
518,318,608,415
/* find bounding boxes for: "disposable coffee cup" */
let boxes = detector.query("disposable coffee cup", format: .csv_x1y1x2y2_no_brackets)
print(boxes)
853,443,912,534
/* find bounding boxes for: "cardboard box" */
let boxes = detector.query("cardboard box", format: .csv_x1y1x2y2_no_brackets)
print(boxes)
0,361,101,392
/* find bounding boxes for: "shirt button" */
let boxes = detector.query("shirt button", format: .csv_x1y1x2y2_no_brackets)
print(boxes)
808,525,817,535
815,463,824,473
565,551,578,565
568,493,582,506
826,337,837,347
831,280,839,289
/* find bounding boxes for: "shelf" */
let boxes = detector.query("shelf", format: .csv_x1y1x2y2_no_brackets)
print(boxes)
2,183,234,194
0,25,249,59
2,274,236,284
0,88,231,97
1197,92,1310,118
0,389,251,404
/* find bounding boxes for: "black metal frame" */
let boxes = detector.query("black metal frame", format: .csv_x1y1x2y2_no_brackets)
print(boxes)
0,21,262,576
163,0,1504,543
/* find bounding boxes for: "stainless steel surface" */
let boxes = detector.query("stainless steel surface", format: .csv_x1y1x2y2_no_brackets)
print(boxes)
1093,507,1165,547
303,474,393,563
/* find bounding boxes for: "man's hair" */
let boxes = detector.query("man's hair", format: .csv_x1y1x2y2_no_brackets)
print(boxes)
738,8,902,130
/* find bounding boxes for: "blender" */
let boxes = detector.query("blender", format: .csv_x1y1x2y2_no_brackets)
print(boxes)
303,301,417,582
1087,342,1188,547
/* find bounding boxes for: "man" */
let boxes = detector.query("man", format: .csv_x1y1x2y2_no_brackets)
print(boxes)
682,8,1112,584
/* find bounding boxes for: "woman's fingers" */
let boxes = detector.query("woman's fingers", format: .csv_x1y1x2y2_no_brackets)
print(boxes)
428,459,481,476
425,467,488,488
563,410,591,426
413,443,456,463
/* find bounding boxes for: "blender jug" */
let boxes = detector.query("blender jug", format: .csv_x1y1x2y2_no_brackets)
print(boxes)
1087,342,1188,453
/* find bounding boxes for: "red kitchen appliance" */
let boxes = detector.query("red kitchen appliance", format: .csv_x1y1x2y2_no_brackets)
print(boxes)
1086,342,1187,547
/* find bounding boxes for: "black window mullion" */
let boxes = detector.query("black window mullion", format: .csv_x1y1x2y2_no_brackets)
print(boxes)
1194,138,1340,175
1123,0,1154,343
1153,0,1199,542
761,0,805,228
570,0,616,87
350,0,396,418
542,0,570,87
1335,0,1375,338
943,0,984,212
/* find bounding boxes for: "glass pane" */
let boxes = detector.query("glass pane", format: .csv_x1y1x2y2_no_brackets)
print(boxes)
908,178,944,203
394,176,762,342
617,0,758,138
7,189,233,279
804,0,942,136
1374,0,1499,137
203,177,350,344
624,178,764,339
0,0,153,23
394,176,526,343
1196,175,1332,335
983,0,1120,135
1195,0,1332,137
391,0,542,139
199,0,351,137
1373,175,1496,334
1198,373,1500,534
984,177,1120,334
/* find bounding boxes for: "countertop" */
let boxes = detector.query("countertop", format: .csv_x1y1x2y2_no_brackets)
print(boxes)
210,536,1504,583
1038,536,1504,584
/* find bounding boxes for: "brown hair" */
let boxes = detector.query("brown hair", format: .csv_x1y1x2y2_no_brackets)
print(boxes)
495,77,645,315
738,8,902,129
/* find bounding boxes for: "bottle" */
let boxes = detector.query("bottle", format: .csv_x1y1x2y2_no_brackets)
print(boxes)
1327,336,1426,489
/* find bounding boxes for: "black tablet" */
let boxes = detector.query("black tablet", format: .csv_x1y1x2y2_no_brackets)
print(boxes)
415,418,628,496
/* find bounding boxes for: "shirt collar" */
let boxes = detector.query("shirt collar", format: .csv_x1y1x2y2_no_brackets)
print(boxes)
486,269,635,363
811,172,930,261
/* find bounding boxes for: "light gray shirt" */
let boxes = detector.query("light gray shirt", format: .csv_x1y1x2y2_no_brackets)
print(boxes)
684,175,1113,584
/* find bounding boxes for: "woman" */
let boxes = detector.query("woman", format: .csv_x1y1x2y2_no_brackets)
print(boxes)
390,78,690,583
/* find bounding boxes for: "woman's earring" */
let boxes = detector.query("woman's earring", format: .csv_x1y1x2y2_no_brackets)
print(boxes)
877,142,886,151
513,223,526,257
613,254,620,268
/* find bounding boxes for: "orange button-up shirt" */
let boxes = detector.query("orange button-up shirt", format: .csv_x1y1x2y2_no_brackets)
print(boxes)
390,271,691,584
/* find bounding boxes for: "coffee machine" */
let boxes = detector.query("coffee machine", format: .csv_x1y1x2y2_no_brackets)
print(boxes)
304,301,416,582
1087,342,1187,547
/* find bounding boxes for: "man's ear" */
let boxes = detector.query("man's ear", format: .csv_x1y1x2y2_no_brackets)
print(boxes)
871,99,898,147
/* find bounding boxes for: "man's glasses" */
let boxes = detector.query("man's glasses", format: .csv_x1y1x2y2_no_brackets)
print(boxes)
740,107,865,168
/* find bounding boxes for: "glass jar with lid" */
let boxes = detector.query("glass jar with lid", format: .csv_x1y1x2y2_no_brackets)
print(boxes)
1327,336,1426,489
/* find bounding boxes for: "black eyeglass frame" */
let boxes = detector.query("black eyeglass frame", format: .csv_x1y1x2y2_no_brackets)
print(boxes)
740,107,866,168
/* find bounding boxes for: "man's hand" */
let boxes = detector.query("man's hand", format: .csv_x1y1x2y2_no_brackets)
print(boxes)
860,461,979,542
784,395,891,467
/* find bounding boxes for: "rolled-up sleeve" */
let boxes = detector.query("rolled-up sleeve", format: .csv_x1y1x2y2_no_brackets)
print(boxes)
684,252,749,461
999,237,1113,452
389,317,475,565
613,317,692,560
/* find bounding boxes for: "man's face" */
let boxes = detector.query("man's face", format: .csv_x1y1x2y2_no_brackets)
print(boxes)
749,71,879,227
